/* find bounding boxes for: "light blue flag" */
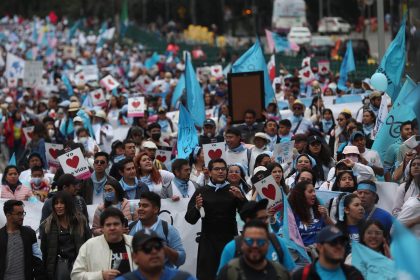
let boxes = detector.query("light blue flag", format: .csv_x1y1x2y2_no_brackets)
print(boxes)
61,74,73,96
8,153,16,166
377,14,407,102
372,77,416,161
76,110,95,141
232,40,275,108
68,20,82,43
401,82,420,124
177,105,198,159
171,74,185,107
185,56,205,127
316,190,345,206
272,33,290,52
391,220,420,280
352,241,396,280
97,21,108,48
337,40,356,91
144,52,160,70
222,63,232,77
32,22,38,43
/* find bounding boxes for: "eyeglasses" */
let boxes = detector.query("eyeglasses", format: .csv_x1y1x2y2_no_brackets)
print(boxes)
94,160,106,165
140,241,164,254
243,237,267,247
325,237,348,247
212,167,227,172
10,211,26,217
336,118,345,121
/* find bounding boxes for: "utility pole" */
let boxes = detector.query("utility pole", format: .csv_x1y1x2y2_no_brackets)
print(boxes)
319,0,324,22
377,0,385,60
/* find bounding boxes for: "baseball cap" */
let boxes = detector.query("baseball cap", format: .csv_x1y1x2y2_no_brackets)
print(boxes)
369,91,382,100
203,119,216,127
342,145,360,155
142,141,158,150
293,134,307,142
73,116,83,123
56,174,80,189
350,131,365,143
315,225,347,243
308,135,322,145
239,199,269,222
132,229,164,251
254,132,271,142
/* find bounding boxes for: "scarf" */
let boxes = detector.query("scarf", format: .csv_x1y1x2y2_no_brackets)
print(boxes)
91,172,107,195
291,115,303,123
158,119,170,133
173,177,189,197
321,119,334,133
363,123,374,136
207,180,230,192
119,177,139,199
139,175,153,191
229,144,246,153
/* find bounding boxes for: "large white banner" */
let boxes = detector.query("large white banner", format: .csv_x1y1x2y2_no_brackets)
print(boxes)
0,198,201,275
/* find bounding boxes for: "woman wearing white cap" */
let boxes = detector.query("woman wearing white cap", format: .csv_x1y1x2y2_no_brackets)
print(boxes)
92,110,113,154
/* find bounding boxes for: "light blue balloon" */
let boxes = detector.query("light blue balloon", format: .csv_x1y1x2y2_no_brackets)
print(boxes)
371,72,388,92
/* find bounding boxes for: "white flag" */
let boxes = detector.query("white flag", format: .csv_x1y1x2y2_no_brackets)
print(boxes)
372,95,389,139
6,53,25,79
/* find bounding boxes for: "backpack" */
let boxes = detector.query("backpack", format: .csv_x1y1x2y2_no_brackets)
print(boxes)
226,258,287,280
128,220,169,242
234,233,284,264
122,270,191,280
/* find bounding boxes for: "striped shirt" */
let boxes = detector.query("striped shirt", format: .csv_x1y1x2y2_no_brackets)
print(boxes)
5,231,25,280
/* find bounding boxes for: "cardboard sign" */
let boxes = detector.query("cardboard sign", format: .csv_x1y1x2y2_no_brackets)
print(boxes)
127,97,146,117
299,66,315,84
205,109,214,119
57,148,91,179
23,61,43,87
253,174,283,210
63,45,77,59
210,65,223,78
203,142,225,167
155,147,172,166
81,65,99,81
273,140,295,164
23,126,34,142
74,69,86,86
45,142,63,168
90,88,107,106
136,75,153,92
100,74,120,91
318,60,330,75
196,66,211,81
301,56,311,68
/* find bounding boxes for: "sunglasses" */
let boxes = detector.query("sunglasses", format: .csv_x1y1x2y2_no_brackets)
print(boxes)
326,237,348,247
94,160,106,165
336,118,345,121
140,241,164,254
243,237,267,247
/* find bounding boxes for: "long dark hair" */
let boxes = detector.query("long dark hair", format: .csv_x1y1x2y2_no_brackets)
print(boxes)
45,191,86,236
331,170,357,193
295,168,317,186
303,141,333,180
288,182,321,224
360,220,389,255
266,162,287,191
1,165,21,186
254,153,270,169
104,180,125,208
336,194,365,234
404,156,420,193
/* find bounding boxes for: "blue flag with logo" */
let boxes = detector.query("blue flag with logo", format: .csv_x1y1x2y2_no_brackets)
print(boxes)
372,77,417,161
232,40,275,108
185,55,205,127
61,73,74,96
272,33,291,52
377,14,407,102
401,83,420,125
337,40,356,91
144,52,160,70
76,110,95,141
177,105,198,159
171,74,185,107
352,241,396,280
68,20,82,43
391,220,420,280
8,153,16,166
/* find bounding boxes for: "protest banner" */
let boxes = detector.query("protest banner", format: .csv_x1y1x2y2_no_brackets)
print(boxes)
45,142,63,168
57,148,91,179
127,96,146,117
90,88,107,106
202,142,226,167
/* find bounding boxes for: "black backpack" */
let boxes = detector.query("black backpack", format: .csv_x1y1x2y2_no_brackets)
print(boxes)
234,233,284,264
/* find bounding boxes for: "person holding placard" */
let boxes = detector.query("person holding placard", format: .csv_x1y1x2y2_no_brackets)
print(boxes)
185,158,246,280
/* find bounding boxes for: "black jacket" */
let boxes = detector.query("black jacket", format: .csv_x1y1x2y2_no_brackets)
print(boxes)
292,262,364,280
0,226,47,280
41,195,89,224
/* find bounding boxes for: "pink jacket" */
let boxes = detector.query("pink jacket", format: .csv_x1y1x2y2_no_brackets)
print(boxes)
1,184,34,201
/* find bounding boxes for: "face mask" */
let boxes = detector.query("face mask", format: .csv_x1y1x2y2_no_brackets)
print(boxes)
79,137,88,144
30,177,42,186
347,155,359,163
151,133,161,141
48,129,55,137
104,191,115,202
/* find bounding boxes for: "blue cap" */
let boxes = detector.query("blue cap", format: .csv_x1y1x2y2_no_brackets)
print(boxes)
315,226,346,243
357,182,377,193
350,131,365,143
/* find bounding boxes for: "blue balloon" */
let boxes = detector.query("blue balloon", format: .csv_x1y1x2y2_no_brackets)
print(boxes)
371,72,388,92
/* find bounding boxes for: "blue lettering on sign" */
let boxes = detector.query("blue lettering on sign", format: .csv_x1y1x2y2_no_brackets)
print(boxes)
385,115,402,138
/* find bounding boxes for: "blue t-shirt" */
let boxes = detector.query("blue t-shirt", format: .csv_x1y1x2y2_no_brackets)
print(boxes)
315,261,346,280
367,207,393,234
347,225,360,243
295,215,326,247
217,235,296,274
116,268,196,280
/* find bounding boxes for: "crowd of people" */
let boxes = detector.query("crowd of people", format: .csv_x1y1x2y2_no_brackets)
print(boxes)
0,14,419,280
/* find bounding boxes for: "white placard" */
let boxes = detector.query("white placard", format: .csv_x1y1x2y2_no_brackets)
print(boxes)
253,174,283,210
57,148,91,179
299,66,315,84
127,97,146,117
5,53,25,80
155,149,172,166
23,61,43,87
63,45,77,59
23,126,34,143
318,60,330,75
45,142,63,168
202,142,226,167
196,66,211,81
100,74,120,91
81,65,99,81
90,88,107,106
273,140,295,164
210,65,223,78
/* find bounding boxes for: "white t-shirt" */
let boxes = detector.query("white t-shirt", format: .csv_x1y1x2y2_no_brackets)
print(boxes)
397,196,420,237
361,149,383,168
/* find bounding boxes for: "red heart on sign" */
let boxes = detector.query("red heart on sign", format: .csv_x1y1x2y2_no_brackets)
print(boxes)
213,69,220,73
303,71,310,78
321,66,328,73
261,184,276,200
208,149,222,160
79,75,85,80
49,148,58,159
66,156,79,169
304,62,309,67
108,79,115,85
94,93,101,99
144,79,150,85
132,101,141,108
156,155,167,162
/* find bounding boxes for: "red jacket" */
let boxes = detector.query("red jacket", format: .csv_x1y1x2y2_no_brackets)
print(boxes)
4,118,27,148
